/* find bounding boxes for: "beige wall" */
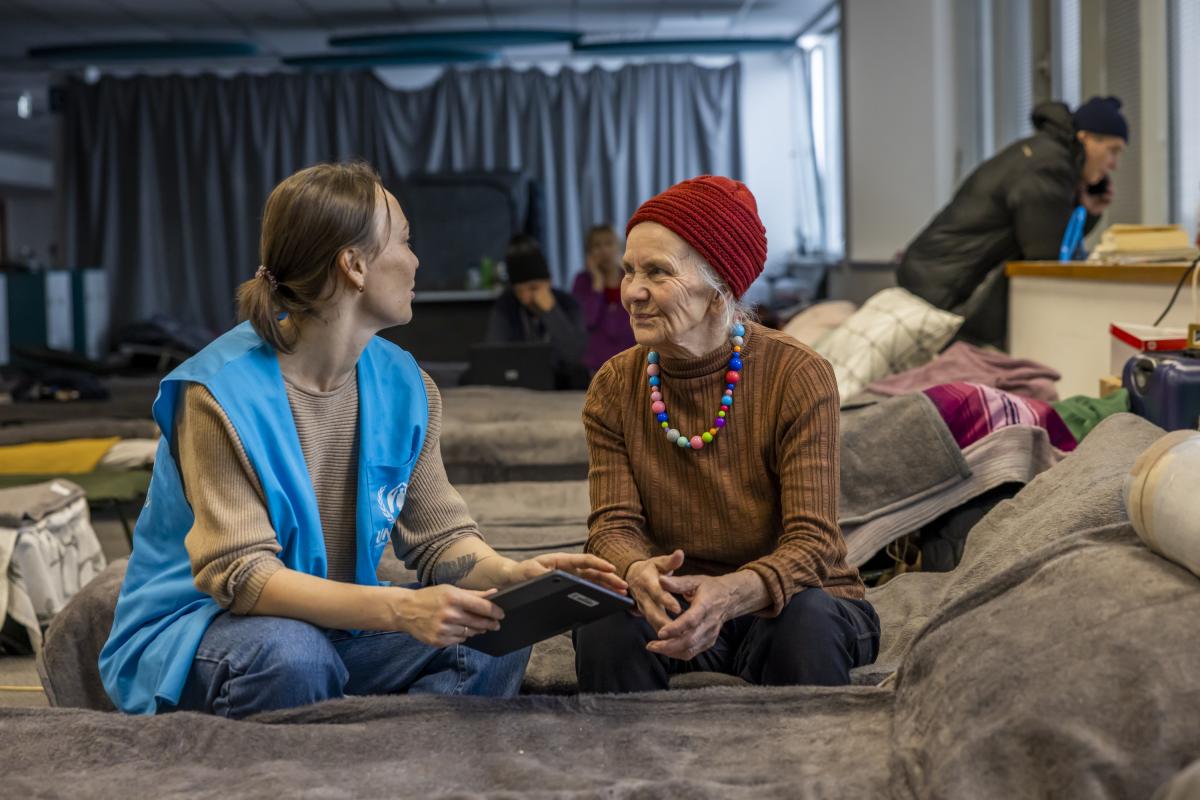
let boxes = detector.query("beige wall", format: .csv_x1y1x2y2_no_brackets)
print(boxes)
1062,0,1169,227
843,0,955,262
1139,0,1170,226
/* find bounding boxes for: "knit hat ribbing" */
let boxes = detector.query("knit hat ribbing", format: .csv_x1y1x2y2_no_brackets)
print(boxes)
626,175,767,299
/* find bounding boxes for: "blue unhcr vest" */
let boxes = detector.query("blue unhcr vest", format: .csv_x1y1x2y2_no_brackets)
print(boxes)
99,322,427,714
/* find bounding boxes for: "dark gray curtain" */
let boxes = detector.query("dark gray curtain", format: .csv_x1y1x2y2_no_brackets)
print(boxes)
60,63,742,332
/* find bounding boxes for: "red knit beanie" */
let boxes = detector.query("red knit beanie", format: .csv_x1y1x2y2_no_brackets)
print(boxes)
626,175,767,299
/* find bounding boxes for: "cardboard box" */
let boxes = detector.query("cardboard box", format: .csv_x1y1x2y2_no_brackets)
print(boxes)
1099,375,1122,399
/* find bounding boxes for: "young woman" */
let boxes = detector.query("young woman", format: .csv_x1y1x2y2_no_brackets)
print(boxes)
101,163,624,717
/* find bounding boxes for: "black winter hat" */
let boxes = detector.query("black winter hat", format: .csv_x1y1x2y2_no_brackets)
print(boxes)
505,234,551,285
1073,96,1129,142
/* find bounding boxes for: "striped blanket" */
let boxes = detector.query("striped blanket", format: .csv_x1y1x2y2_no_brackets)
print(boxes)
923,382,1077,452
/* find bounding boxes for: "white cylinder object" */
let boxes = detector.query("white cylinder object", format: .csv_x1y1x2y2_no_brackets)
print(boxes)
1125,430,1200,576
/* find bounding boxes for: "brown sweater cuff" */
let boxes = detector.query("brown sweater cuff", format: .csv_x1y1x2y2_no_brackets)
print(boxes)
740,560,793,618
585,534,654,580
227,557,285,615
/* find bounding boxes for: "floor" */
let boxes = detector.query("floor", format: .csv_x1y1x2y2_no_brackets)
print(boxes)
1,509,132,709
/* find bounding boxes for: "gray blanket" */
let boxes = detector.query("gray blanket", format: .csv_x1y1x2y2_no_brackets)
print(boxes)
3,687,896,799
869,412,1163,667
35,556,125,711
25,413,1200,798
439,387,590,483
839,392,967,523
1156,759,1200,800
888,522,1200,798
0,479,86,527
25,525,1198,798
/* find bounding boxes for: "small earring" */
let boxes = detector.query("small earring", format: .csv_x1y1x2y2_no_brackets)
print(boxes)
357,283,365,294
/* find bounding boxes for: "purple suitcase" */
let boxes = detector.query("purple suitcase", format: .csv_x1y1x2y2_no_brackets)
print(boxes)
1123,351,1200,431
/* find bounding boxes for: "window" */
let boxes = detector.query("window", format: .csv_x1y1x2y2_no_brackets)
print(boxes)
799,28,844,256
1170,0,1200,238
1051,0,1082,109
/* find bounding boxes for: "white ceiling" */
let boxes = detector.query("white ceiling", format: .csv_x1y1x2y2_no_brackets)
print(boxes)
0,1,830,64
0,0,833,158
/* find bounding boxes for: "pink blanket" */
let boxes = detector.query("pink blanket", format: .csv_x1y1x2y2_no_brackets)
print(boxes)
923,382,1077,452
868,342,1061,401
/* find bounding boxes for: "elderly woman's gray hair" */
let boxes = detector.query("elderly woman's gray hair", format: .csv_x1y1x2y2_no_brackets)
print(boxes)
692,253,757,331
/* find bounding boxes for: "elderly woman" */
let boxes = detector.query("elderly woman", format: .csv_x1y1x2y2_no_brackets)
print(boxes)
573,176,878,692
100,162,623,717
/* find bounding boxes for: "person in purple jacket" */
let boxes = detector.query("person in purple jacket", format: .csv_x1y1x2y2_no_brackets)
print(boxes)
572,224,636,374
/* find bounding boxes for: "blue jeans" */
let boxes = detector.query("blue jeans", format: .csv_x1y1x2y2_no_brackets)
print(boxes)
175,612,530,719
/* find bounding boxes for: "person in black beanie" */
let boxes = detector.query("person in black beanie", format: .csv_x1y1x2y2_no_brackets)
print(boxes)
897,96,1128,349
483,233,589,389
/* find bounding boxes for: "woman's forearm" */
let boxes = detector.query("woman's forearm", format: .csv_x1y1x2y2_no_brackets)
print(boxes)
249,567,410,631
428,536,518,589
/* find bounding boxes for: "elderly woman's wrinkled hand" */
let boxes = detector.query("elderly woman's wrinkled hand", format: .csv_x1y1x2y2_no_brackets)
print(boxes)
625,550,686,633
645,574,736,661
507,552,628,595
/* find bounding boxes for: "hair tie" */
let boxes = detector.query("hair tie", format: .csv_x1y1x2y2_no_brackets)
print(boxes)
255,264,279,292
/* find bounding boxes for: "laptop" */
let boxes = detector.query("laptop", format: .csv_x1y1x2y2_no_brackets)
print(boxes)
467,342,556,390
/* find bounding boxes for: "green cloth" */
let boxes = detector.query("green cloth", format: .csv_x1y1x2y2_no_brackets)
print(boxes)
1052,389,1130,442
0,469,150,501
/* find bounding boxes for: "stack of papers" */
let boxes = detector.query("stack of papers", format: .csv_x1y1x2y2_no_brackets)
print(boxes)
1089,224,1199,264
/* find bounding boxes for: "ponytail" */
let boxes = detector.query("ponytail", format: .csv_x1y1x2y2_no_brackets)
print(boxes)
236,271,298,354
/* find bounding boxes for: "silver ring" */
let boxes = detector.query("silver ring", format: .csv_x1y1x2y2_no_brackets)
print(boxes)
463,625,469,638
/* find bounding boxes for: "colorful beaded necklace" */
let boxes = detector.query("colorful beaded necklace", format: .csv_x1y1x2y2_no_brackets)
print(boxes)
647,323,745,451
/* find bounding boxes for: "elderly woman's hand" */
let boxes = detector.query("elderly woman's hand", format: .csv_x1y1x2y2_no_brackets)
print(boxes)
625,550,686,633
645,574,737,661
505,553,628,595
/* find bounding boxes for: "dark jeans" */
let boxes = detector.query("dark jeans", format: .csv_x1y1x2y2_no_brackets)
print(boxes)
574,588,880,693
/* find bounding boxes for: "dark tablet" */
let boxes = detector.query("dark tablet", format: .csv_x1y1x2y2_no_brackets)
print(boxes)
466,570,634,656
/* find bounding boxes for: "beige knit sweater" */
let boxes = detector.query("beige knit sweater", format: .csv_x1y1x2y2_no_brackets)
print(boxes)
582,322,864,616
175,371,480,614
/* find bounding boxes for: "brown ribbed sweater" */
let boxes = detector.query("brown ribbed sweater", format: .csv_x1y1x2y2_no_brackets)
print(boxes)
175,370,480,614
583,322,864,615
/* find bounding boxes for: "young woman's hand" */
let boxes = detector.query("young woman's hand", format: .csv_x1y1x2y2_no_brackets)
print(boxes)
504,553,628,595
388,585,504,647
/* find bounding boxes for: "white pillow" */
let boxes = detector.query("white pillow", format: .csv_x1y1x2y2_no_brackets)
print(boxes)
812,287,963,400
782,300,858,346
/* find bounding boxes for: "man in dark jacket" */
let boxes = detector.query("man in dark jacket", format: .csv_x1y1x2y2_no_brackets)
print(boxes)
897,96,1128,348
484,233,590,389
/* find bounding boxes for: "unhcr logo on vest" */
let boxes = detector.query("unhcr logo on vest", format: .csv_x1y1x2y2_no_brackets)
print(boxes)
377,482,408,525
